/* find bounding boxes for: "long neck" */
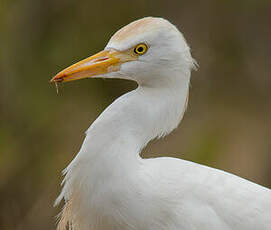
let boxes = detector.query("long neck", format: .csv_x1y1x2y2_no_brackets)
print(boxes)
59,77,190,209
57,75,191,225
74,78,190,166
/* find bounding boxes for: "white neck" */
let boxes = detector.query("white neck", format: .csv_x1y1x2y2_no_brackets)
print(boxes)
57,75,190,226
73,76,190,166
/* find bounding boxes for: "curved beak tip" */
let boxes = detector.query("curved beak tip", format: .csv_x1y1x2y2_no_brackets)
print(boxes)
50,74,64,83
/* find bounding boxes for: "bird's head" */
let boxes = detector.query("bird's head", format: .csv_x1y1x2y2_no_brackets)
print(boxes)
51,17,196,87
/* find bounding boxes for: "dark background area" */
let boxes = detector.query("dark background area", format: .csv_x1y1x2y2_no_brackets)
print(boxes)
1,0,271,229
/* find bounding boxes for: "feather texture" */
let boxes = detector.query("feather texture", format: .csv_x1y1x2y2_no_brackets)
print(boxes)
55,17,271,230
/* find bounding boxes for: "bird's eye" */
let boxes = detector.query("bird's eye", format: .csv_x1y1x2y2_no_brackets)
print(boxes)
134,43,148,55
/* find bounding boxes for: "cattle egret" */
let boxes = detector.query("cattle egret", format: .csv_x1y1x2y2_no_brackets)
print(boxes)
51,17,271,230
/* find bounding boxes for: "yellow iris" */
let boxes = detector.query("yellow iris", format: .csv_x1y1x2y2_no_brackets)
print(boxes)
134,43,148,55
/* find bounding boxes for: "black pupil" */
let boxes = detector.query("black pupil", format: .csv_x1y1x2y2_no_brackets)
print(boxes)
137,46,144,53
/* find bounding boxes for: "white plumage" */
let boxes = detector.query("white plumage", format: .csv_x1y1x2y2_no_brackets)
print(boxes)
51,17,271,230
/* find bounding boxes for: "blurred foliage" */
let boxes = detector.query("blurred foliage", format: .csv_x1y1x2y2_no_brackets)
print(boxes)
0,0,271,229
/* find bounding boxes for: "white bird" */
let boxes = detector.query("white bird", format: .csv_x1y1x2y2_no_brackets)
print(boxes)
51,17,271,230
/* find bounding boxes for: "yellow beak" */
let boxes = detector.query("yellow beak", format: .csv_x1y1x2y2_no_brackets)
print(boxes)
50,49,136,83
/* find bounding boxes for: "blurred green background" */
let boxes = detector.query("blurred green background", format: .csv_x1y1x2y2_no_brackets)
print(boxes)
1,0,271,229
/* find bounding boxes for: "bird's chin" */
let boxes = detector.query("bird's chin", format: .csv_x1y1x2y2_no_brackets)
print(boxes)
92,71,125,80
92,67,136,83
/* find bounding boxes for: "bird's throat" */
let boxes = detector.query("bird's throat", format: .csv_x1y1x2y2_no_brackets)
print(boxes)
56,81,190,230
82,83,189,163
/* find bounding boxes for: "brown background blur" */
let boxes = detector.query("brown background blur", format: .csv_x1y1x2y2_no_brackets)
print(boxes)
0,0,271,229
